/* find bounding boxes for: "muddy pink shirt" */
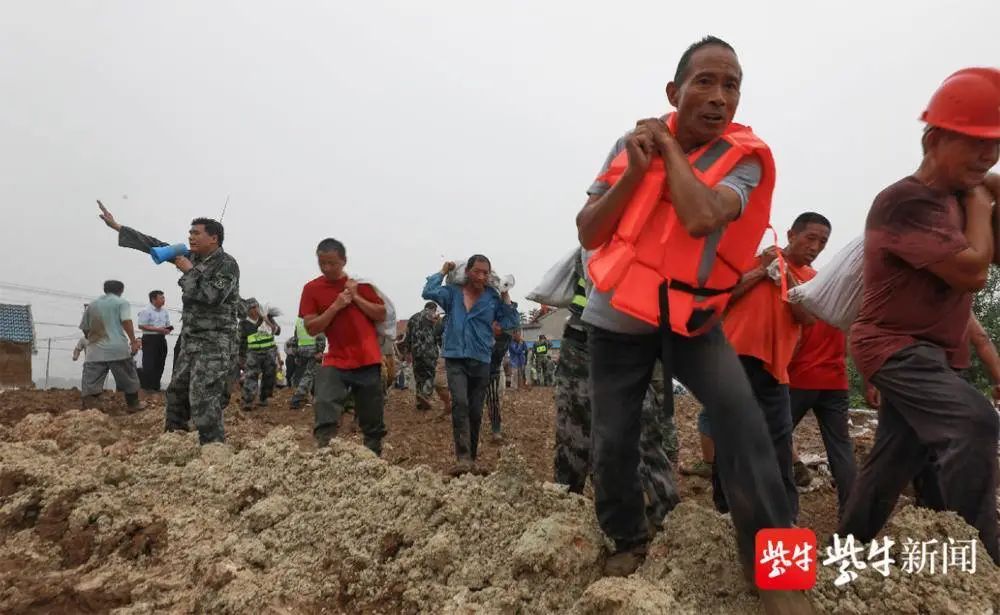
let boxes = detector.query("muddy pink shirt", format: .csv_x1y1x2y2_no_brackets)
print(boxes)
850,176,971,380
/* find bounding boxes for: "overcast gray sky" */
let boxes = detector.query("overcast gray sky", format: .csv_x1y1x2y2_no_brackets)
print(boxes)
2,0,998,382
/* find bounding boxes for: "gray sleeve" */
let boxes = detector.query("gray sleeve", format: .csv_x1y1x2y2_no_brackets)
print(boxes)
716,156,762,218
586,133,630,197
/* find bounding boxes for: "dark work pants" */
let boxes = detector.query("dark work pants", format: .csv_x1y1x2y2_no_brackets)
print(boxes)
589,324,791,565
710,356,798,522
287,355,300,388
140,334,168,390
486,372,503,434
314,364,386,455
445,358,490,461
838,343,1000,564
790,388,857,515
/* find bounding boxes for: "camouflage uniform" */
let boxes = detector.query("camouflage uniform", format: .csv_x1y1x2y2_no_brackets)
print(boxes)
553,259,679,526
407,307,442,410
117,226,240,444
239,312,280,407
533,342,554,386
290,334,326,407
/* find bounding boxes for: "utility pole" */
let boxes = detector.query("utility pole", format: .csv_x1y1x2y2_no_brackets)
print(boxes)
44,337,51,389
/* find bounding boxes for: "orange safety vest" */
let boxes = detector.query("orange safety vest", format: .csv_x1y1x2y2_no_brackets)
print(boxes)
587,114,777,337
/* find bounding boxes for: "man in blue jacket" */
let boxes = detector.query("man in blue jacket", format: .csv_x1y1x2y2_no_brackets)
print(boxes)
423,255,520,475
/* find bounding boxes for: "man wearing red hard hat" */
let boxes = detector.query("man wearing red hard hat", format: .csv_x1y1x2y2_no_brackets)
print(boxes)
840,67,1000,564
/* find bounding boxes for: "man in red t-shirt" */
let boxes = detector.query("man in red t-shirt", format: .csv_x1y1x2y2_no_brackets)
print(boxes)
715,212,830,520
298,238,388,455
839,68,1000,565
787,318,856,516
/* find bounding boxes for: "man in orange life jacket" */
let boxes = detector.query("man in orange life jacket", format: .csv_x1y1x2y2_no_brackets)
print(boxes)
576,37,805,605
710,213,831,522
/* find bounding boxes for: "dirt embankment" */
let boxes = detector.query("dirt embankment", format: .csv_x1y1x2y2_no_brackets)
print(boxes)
1,389,998,613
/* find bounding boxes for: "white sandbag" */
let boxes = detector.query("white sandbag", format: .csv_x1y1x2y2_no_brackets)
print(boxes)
445,256,515,292
353,276,398,345
787,235,864,331
526,247,580,308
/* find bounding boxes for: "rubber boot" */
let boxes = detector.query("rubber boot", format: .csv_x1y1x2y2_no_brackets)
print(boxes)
124,392,143,413
81,394,101,410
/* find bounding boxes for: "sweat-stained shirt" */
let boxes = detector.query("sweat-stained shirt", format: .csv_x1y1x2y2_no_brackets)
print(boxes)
850,176,972,380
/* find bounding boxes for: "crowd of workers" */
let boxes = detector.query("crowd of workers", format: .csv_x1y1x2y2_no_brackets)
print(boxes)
74,35,1000,614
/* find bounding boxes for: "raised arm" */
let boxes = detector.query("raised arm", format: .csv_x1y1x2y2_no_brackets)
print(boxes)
927,186,994,291
422,263,455,309
576,128,655,249
645,120,743,237
97,200,169,253
496,292,520,330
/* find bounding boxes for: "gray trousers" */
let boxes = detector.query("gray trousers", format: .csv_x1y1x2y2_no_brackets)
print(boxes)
314,364,386,455
590,324,791,564
82,359,140,396
838,343,1000,564
790,387,856,514
445,358,490,461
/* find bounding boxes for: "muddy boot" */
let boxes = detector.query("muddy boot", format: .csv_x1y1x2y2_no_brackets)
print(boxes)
793,461,812,487
124,393,144,414
257,397,269,408
315,426,338,448
759,590,815,615
450,458,473,477
490,431,504,444
603,543,648,577
81,394,101,410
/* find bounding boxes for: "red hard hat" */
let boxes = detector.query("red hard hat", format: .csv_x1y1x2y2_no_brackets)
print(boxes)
920,67,1000,139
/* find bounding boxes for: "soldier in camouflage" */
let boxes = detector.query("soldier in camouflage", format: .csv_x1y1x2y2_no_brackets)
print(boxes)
406,302,445,411
532,335,554,386
98,202,240,444
553,254,679,527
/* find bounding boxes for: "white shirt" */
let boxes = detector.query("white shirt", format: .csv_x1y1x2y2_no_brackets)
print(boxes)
137,304,171,332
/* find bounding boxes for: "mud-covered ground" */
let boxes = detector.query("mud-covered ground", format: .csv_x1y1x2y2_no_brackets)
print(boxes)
1,385,998,613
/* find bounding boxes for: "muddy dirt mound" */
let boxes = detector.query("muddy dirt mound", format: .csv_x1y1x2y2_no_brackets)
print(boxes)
1,395,996,614
11,409,121,451
0,425,609,613
811,507,1000,614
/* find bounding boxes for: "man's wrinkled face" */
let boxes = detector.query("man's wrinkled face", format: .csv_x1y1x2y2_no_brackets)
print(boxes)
248,306,260,321
930,129,1000,191
667,45,742,148
152,294,166,309
786,223,831,266
188,224,218,255
317,250,347,281
466,260,490,291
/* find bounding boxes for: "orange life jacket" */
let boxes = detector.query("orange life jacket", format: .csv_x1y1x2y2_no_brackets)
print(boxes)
587,114,777,337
